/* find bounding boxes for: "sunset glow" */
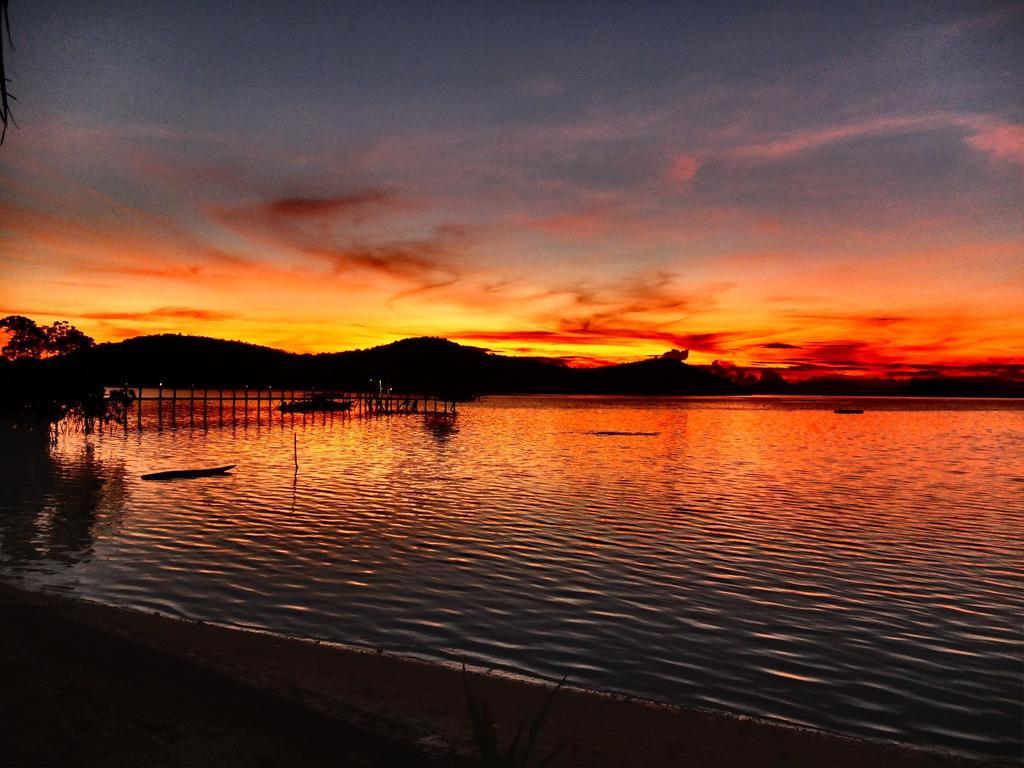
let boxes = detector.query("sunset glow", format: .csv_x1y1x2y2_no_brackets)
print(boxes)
1,2,1022,377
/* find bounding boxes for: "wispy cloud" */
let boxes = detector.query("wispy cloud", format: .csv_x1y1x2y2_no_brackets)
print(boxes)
453,328,744,353
266,191,400,220
81,306,236,321
210,191,466,283
0,198,251,284
721,112,1024,167
726,115,945,160
963,118,1024,165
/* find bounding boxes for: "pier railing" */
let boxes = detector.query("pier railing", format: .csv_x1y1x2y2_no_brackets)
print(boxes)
103,386,457,430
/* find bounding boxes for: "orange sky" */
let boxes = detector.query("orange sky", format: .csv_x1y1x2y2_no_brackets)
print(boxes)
1,3,1022,378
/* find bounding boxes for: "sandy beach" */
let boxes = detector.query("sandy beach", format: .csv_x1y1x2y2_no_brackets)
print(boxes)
0,582,1003,768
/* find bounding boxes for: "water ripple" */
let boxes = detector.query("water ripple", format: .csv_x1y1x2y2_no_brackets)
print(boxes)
1,395,1021,761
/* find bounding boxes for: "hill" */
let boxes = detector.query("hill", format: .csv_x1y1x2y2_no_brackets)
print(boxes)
37,334,739,396
4,334,1020,399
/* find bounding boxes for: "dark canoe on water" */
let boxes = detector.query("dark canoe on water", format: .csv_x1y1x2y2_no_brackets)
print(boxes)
834,408,865,414
141,464,236,481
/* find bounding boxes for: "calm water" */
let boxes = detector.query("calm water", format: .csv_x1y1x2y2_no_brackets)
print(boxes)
1,396,1022,761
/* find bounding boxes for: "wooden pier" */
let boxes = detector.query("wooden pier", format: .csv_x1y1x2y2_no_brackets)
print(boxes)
104,386,457,430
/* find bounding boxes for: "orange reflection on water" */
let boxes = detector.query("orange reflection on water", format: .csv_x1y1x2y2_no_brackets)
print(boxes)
1,396,1022,760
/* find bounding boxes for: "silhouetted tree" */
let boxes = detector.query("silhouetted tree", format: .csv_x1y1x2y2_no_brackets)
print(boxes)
0,315,47,360
44,320,95,356
0,315,95,360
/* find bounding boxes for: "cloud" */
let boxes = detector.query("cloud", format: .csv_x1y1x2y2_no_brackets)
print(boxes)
666,154,702,184
723,113,1024,168
81,307,236,321
430,274,745,360
314,239,457,279
727,116,946,160
751,333,1024,379
560,273,730,325
964,119,1024,166
454,327,744,353
211,190,465,283
266,191,399,219
935,362,1024,379
0,198,253,285
784,313,910,328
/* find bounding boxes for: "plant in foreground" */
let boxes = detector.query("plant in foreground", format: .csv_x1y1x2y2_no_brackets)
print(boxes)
463,664,574,768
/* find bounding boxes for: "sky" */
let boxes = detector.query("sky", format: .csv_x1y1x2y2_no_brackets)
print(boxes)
0,0,1022,377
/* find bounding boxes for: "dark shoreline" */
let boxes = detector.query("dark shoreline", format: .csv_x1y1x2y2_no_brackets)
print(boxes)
5,333,1022,405
0,582,1004,768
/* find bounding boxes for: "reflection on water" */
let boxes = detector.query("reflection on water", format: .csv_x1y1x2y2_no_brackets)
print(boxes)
424,415,459,443
0,427,127,569
1,396,1022,761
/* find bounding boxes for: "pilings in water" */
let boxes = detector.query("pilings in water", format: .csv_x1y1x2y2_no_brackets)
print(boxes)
107,386,458,430
352,391,457,416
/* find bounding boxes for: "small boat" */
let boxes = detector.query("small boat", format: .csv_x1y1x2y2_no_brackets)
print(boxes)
834,408,864,414
278,397,352,413
141,464,236,480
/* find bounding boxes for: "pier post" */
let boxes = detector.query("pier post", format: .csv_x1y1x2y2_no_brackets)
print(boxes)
137,387,143,429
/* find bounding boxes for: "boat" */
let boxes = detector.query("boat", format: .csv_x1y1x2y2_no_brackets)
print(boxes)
278,396,352,413
141,464,236,480
834,408,865,414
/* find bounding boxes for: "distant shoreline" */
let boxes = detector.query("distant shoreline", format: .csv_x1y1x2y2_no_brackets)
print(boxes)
106,388,1024,399
4,333,1020,400
0,581,1002,768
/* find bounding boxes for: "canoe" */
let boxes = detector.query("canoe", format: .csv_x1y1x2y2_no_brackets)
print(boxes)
834,408,865,414
141,464,236,480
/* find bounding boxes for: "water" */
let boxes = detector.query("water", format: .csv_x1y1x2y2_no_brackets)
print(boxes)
1,396,1021,761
